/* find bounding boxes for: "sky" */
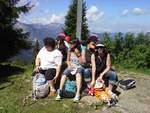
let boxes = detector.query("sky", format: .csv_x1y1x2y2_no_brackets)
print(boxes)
17,0,150,34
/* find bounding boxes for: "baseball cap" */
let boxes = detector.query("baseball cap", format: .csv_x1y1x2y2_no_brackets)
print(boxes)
95,43,105,49
65,36,71,42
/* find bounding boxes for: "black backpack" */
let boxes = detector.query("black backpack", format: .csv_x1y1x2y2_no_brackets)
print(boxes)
117,78,136,90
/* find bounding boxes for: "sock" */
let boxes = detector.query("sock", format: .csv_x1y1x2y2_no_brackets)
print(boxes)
51,87,55,91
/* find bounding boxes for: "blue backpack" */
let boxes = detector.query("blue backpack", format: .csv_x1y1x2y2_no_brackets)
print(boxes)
65,79,76,92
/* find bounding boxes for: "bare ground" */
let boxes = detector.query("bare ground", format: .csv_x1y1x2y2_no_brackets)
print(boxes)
80,71,150,113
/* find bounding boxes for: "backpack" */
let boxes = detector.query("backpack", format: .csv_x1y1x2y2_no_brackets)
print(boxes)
60,78,76,98
32,73,50,99
94,81,118,107
118,78,136,90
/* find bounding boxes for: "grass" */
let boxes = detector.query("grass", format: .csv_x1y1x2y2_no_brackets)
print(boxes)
0,64,98,113
1,63,149,113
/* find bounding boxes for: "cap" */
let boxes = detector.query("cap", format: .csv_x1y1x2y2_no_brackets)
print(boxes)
58,33,66,37
95,43,105,49
65,36,71,42
56,35,65,41
88,36,98,42
91,34,98,38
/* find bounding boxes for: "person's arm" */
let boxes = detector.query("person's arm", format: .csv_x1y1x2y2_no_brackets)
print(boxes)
74,48,85,64
55,64,61,78
35,58,40,67
99,54,111,79
90,54,96,87
81,49,86,63
53,52,63,83
33,58,40,72
65,49,72,70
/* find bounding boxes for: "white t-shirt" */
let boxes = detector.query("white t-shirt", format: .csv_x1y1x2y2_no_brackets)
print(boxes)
36,47,63,70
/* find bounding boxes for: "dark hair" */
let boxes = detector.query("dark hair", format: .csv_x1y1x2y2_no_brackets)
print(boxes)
43,37,55,49
86,36,98,44
70,38,81,52
56,36,65,41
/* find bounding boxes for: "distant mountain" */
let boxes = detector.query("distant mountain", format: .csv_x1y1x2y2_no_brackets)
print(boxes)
11,21,65,63
13,21,149,63
147,32,150,36
14,21,65,46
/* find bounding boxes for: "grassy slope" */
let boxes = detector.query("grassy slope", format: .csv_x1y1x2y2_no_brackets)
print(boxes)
0,64,93,113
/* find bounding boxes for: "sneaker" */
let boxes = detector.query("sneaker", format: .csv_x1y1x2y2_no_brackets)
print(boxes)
107,90,118,100
49,90,56,97
55,89,62,101
82,87,91,95
88,88,94,96
110,93,118,100
73,94,80,103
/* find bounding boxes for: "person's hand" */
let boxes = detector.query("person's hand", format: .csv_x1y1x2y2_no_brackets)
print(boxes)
74,48,81,57
68,65,73,70
97,75,103,82
34,66,40,72
90,80,95,87
90,43,95,49
53,76,58,84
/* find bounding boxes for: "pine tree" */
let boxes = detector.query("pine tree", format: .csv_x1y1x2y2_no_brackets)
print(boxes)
31,39,40,65
62,0,89,42
0,0,33,63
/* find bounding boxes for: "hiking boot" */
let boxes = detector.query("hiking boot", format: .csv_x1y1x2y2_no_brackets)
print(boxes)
55,89,62,101
82,87,90,95
73,94,80,103
88,88,94,96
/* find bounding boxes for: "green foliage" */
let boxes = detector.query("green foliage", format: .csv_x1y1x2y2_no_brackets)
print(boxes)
102,32,150,69
31,40,40,65
0,0,33,63
62,0,89,41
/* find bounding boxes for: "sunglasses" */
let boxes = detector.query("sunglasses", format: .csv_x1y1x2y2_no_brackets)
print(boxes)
96,46,104,49
69,42,75,44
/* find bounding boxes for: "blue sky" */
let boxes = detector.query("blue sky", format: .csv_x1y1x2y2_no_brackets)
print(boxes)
17,0,150,34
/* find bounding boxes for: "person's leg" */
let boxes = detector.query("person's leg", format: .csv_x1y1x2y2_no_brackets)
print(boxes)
104,70,118,98
59,74,67,90
73,67,83,102
45,68,56,96
56,68,71,100
82,68,92,94
104,70,117,91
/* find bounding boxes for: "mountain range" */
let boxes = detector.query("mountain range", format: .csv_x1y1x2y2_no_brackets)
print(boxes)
12,21,150,63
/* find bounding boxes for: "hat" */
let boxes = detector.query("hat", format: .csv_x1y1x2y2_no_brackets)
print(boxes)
65,36,71,42
56,35,65,41
91,34,98,38
96,43,105,48
88,36,98,42
58,33,66,37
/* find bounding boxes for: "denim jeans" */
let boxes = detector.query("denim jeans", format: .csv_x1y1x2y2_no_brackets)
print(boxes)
62,67,84,76
83,68,92,82
103,70,118,84
84,68,118,84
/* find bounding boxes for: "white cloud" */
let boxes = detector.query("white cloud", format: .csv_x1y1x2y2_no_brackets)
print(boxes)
88,22,150,34
122,9,128,17
49,14,65,23
133,8,148,15
21,13,65,24
86,6,104,22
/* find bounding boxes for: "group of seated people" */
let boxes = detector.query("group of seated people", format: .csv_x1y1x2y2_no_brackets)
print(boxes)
32,33,118,103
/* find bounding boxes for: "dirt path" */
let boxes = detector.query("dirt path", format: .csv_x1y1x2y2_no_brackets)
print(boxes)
81,71,150,113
